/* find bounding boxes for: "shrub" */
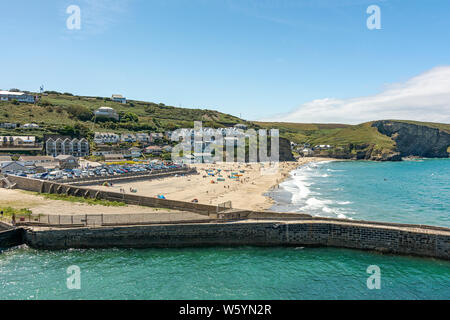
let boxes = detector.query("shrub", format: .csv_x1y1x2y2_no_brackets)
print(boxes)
66,105,94,121
119,112,138,123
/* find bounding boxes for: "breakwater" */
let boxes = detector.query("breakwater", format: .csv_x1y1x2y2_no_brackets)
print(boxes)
20,220,450,260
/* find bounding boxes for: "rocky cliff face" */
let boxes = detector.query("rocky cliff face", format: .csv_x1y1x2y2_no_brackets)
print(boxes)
279,137,296,161
372,120,450,158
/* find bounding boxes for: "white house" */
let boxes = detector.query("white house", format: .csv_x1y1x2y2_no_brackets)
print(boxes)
136,133,150,144
150,132,164,141
0,90,35,103
94,132,120,144
111,94,127,104
22,123,39,129
128,147,142,158
18,156,54,166
0,136,36,147
94,107,119,121
121,133,137,143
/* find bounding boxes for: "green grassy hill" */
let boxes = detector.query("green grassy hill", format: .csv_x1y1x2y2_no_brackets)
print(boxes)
256,121,395,149
1,92,448,160
0,92,250,139
256,120,449,160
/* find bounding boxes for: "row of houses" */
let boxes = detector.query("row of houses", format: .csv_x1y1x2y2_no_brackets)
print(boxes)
172,124,249,142
94,145,172,161
45,136,90,157
94,132,165,144
0,136,36,147
0,123,39,130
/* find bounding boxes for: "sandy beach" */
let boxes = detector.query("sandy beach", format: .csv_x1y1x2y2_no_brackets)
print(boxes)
0,188,187,215
90,157,329,211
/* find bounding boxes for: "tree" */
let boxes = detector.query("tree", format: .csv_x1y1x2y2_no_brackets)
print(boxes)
119,112,138,123
66,105,94,121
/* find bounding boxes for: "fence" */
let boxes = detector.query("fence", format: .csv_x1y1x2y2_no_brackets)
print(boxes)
217,201,232,213
55,167,196,186
13,212,214,228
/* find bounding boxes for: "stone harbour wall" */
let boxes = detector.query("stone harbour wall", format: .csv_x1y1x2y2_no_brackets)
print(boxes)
23,221,450,260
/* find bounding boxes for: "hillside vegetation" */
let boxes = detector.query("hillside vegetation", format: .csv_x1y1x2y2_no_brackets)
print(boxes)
1,92,448,160
0,92,250,139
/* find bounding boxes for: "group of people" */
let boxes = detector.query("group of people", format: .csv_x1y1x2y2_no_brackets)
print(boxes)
118,187,138,193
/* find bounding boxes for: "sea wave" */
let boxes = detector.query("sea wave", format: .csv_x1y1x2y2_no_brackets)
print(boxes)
271,161,353,219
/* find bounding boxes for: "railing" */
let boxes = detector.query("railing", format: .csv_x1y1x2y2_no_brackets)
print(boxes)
217,201,232,213
54,167,196,185
13,212,214,228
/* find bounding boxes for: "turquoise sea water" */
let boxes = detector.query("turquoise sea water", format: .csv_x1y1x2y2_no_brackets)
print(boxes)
269,159,450,227
1,246,449,300
1,159,449,300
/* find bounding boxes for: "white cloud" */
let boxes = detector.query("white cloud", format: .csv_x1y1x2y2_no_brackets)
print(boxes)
263,66,450,124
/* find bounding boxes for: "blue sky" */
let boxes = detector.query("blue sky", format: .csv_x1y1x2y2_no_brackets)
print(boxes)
1,0,450,123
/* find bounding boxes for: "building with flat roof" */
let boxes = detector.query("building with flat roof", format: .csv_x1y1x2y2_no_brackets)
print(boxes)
111,94,127,104
0,136,36,147
18,156,54,166
94,107,119,121
104,154,125,162
55,155,79,169
0,91,36,103
0,123,17,129
0,156,12,162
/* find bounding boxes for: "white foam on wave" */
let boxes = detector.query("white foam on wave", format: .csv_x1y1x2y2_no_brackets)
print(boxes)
327,168,344,172
275,161,355,220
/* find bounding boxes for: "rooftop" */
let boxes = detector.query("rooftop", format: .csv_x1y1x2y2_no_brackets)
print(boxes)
0,90,27,96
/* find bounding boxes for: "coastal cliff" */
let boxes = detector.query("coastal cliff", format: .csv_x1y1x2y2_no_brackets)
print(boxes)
286,120,450,161
279,137,296,161
371,120,450,158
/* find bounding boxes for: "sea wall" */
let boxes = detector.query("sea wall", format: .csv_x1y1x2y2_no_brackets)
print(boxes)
0,221,12,231
0,228,24,249
23,221,450,260
59,168,197,186
5,176,312,219
6,175,220,215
